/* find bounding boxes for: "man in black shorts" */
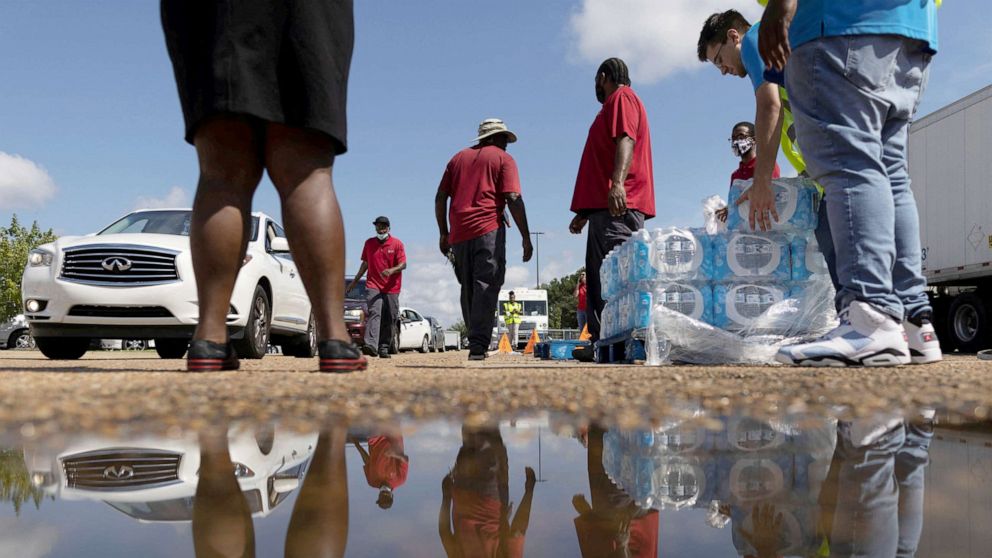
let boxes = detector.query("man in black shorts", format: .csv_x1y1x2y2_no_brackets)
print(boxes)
161,0,365,372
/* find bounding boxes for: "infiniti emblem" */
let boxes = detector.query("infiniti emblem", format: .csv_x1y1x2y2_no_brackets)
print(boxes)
103,465,135,480
101,257,133,272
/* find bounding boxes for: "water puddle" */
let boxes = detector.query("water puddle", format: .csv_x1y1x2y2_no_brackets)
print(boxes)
1,408,989,557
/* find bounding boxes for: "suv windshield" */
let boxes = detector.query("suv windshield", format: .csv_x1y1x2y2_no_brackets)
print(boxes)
100,211,260,240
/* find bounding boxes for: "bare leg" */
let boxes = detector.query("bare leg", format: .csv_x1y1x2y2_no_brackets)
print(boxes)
285,425,349,558
191,117,264,344
193,427,255,558
264,123,350,343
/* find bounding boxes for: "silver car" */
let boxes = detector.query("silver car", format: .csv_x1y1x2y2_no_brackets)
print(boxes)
0,314,35,350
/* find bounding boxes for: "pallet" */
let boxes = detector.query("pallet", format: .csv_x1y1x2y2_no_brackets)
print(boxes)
594,331,647,364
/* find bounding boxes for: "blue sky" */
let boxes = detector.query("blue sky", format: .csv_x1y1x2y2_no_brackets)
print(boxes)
1,1,988,326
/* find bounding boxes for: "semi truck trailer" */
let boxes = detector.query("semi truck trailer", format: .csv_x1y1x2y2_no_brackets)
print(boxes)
909,84,992,352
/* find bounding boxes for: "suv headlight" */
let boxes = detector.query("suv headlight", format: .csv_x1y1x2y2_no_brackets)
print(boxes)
28,249,54,267
344,309,364,322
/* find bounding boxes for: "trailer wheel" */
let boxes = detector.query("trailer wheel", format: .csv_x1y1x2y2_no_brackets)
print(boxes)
931,296,956,353
948,292,991,353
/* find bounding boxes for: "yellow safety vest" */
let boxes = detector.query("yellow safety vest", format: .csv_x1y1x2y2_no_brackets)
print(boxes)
503,301,522,324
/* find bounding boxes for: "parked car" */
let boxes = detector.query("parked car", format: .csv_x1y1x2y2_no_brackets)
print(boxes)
0,314,34,350
344,276,368,347
96,339,153,351
21,209,316,361
424,316,445,352
396,307,432,353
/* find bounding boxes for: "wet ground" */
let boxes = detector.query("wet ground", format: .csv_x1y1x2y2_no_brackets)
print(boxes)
1,349,990,556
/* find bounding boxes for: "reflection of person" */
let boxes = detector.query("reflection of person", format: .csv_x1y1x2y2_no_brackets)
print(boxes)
569,58,655,360
819,417,933,557
352,432,409,510
439,427,536,557
192,424,350,558
435,119,533,361
763,0,944,366
161,0,366,373
573,426,659,558
716,122,781,224
503,292,523,348
574,272,588,333
347,216,406,359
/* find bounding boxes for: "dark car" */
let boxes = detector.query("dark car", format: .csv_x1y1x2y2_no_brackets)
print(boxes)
424,316,445,352
344,277,368,346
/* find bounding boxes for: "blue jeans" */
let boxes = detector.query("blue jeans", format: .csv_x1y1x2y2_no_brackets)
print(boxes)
786,35,933,320
827,418,932,558
576,310,587,333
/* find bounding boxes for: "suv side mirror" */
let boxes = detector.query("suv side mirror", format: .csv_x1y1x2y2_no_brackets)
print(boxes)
270,237,290,253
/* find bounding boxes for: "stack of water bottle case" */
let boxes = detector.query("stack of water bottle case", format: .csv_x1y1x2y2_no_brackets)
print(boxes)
599,177,837,364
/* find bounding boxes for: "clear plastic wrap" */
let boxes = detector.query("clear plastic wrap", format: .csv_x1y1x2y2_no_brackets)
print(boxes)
726,177,820,233
651,227,713,280
649,275,838,365
702,195,728,235
711,231,792,281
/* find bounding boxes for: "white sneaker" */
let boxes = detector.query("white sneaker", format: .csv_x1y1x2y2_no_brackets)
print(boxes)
904,316,943,364
775,301,910,367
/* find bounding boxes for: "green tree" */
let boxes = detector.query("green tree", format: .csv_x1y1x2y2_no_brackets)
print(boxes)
449,319,468,337
0,448,48,515
540,268,584,329
0,215,57,322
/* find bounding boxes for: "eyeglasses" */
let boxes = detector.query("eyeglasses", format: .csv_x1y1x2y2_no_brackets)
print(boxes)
711,41,728,69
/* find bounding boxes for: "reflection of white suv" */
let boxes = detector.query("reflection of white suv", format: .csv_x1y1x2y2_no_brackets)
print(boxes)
24,426,317,522
21,209,316,361
397,307,432,353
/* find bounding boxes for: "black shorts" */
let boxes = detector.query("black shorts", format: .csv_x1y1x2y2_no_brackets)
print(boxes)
161,0,353,153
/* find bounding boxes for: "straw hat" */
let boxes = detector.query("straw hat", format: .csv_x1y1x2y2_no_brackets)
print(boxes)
473,118,517,143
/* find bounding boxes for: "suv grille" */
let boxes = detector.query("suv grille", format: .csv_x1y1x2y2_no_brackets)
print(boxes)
60,244,180,286
62,448,183,491
68,305,174,318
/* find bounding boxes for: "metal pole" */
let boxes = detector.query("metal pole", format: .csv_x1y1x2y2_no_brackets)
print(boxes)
531,232,545,288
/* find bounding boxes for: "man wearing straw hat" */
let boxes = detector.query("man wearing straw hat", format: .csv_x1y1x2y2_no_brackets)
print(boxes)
435,119,533,361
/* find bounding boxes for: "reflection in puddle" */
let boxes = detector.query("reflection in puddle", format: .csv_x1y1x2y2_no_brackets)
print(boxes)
1,410,989,557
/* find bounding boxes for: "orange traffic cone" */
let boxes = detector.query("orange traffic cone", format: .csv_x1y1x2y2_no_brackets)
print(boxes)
523,328,541,354
579,324,591,341
497,333,513,353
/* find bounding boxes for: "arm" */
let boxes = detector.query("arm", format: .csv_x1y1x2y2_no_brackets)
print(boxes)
351,440,370,464
346,261,368,293
439,474,458,557
736,83,784,232
759,0,798,72
509,467,537,536
382,261,407,277
505,193,533,262
435,186,451,257
608,136,635,217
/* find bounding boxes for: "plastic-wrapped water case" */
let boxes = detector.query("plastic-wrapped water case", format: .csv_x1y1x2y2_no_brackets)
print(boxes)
712,283,788,331
726,177,819,233
652,227,712,279
711,232,792,281
790,234,829,281
654,282,713,325
628,229,656,284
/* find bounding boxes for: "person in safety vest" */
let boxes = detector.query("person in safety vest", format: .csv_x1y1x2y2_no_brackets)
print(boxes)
503,291,523,349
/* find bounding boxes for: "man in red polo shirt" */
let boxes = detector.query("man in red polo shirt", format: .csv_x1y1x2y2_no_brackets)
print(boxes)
347,216,406,358
435,118,533,360
352,431,409,510
569,58,655,358
717,121,781,223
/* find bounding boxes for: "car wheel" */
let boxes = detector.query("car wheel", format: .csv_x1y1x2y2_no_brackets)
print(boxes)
390,328,399,354
233,285,271,360
155,338,189,359
286,314,317,358
419,334,430,353
9,329,35,350
122,339,147,351
36,337,88,360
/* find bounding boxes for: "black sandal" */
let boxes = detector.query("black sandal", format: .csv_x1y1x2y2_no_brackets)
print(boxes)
318,339,368,373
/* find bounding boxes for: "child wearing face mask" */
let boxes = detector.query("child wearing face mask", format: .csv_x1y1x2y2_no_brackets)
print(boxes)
716,121,780,223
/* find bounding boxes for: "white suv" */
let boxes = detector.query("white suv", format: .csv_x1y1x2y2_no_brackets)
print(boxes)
21,209,316,360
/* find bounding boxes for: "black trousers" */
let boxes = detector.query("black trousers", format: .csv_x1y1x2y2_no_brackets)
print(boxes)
585,210,644,342
452,227,506,353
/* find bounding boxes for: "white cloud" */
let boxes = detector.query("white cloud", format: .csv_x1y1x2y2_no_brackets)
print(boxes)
400,244,464,328
0,152,57,209
133,185,190,210
569,0,763,83
0,520,58,558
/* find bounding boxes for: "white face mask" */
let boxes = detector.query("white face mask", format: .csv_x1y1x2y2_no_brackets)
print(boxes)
731,137,755,158
376,233,389,241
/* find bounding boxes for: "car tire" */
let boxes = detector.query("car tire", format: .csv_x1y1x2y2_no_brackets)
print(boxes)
949,292,991,353
419,334,430,353
36,337,88,360
122,339,147,351
233,285,271,360
8,329,35,350
390,328,399,354
155,339,189,359
285,314,317,358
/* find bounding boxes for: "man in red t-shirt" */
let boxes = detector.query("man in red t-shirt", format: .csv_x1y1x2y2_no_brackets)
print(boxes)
352,432,409,510
569,58,655,356
717,121,781,223
573,271,588,333
347,216,406,358
435,119,533,360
